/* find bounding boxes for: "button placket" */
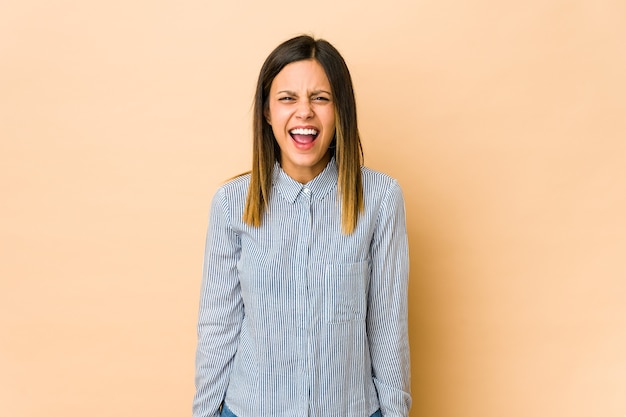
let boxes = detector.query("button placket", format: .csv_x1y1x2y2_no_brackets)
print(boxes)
296,186,313,413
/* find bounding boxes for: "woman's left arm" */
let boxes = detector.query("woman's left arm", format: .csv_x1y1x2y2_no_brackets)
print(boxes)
367,180,412,417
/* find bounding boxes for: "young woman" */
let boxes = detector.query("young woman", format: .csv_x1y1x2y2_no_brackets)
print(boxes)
193,35,411,417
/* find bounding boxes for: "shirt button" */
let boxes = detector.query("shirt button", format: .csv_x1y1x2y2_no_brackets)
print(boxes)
303,188,311,194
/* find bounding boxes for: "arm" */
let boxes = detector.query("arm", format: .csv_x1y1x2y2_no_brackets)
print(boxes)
193,188,243,417
367,181,412,417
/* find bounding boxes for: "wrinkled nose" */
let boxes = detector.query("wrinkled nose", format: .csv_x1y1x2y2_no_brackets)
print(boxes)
296,100,314,119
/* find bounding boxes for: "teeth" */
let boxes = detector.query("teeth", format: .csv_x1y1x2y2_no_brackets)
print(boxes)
290,128,318,135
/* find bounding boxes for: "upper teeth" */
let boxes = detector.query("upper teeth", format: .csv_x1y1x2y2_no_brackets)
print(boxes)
290,128,318,135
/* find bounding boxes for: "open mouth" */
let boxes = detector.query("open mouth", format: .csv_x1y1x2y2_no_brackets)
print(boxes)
289,127,319,145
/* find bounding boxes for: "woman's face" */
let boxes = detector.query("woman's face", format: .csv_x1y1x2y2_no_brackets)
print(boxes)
265,59,336,184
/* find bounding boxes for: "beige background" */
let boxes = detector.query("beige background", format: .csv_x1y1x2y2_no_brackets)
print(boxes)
1,0,625,416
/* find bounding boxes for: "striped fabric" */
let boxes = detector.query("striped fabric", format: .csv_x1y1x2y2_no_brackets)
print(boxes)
193,159,411,417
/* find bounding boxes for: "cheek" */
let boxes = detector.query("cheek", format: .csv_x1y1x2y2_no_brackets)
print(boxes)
323,107,336,127
270,129,282,144
324,113,337,136
267,106,288,127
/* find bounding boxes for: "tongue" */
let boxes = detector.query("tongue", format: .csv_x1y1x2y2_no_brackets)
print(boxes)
291,134,315,144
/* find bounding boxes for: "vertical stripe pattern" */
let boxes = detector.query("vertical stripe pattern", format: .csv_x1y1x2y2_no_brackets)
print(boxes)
193,159,411,417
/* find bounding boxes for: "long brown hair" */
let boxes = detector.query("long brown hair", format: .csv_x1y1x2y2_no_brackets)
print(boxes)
243,35,363,234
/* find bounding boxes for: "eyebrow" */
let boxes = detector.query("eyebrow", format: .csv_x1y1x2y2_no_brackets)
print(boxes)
276,89,332,96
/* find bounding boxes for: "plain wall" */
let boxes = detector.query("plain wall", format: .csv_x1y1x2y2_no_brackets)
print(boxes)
1,1,625,416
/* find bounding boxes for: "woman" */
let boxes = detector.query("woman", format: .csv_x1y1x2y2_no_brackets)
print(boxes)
193,35,411,417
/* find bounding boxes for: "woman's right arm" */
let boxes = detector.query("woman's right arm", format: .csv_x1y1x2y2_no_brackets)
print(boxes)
193,188,243,417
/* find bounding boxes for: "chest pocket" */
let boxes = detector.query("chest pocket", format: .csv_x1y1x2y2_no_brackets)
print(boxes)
324,261,370,323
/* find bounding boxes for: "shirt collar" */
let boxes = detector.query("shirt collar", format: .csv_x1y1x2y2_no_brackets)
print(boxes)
272,158,338,204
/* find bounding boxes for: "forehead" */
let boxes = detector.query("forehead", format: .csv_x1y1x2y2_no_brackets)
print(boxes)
271,59,331,90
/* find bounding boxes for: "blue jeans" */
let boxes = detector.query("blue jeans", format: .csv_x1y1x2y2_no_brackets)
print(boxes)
221,403,382,417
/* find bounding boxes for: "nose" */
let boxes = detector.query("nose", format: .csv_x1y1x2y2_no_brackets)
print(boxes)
296,100,314,119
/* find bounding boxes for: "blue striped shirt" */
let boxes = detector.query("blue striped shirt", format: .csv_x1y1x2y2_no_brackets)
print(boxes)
193,159,411,417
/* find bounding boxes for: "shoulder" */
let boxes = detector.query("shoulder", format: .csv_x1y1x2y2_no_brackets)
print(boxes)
209,173,250,217
360,166,406,219
361,166,401,194
214,173,250,199
360,167,407,230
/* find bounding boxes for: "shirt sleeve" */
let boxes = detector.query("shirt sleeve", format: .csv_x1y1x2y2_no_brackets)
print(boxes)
367,180,412,417
193,187,243,417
